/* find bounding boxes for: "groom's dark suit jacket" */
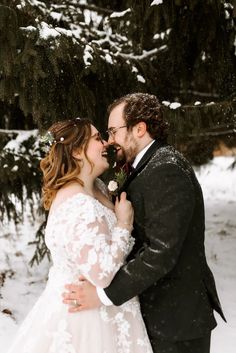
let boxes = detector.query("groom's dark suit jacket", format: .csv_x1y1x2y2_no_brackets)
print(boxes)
105,140,225,341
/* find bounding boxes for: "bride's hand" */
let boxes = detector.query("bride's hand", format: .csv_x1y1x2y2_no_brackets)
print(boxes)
115,192,134,232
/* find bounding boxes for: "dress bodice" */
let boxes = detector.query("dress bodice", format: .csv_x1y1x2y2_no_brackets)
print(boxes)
45,192,134,290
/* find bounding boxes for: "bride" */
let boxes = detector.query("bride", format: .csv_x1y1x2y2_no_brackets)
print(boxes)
7,118,153,353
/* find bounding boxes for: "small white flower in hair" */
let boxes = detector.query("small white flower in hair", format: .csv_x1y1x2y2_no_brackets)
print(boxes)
108,180,118,192
60,137,65,142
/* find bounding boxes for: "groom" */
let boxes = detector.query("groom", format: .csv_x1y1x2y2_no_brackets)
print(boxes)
63,93,225,353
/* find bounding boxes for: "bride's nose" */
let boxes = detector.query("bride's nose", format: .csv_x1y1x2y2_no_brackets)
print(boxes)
108,135,115,145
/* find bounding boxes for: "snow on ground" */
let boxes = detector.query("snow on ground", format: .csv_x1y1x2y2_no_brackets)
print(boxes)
0,209,49,352
195,157,236,353
0,156,235,352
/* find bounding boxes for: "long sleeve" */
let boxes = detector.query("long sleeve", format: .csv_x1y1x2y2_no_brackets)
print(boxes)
64,194,133,288
105,163,195,305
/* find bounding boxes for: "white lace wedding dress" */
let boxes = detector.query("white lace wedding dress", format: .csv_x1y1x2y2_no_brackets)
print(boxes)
7,182,153,353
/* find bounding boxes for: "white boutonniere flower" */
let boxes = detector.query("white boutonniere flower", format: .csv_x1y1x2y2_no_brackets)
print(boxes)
108,180,119,192
107,169,128,197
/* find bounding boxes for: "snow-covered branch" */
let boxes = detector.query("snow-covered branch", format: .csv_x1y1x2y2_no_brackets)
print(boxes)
116,45,167,60
0,129,38,135
65,2,113,15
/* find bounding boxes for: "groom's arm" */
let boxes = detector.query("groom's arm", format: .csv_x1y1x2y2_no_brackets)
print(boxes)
104,163,195,305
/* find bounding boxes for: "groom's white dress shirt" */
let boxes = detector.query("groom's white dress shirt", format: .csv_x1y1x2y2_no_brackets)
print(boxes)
97,140,155,305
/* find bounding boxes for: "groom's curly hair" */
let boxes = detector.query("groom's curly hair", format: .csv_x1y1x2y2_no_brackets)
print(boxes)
40,118,92,210
108,93,169,142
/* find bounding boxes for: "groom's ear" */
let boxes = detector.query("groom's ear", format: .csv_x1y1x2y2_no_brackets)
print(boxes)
136,121,147,138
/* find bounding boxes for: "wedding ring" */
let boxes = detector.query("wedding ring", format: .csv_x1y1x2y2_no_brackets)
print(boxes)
72,299,80,307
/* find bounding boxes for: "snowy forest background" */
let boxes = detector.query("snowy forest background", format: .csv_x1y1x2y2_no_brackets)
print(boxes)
0,0,236,352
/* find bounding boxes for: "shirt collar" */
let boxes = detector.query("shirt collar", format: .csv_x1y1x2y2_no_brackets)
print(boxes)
132,140,155,169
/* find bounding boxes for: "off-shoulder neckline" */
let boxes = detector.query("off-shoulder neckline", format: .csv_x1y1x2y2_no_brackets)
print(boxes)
49,192,114,219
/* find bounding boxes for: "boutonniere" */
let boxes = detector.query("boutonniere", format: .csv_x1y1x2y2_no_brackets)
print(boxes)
108,165,128,197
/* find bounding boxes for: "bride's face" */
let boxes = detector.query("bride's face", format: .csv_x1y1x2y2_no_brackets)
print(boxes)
83,125,109,175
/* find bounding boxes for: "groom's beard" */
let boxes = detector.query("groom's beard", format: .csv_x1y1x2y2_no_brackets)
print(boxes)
116,136,138,164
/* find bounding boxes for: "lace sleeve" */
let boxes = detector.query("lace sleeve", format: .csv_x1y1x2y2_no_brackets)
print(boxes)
65,195,133,288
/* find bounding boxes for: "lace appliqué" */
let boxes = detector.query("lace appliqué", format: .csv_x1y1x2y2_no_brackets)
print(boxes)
45,193,134,289
100,299,152,353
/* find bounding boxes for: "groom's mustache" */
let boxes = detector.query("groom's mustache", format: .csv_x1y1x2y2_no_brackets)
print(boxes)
105,144,126,164
106,144,121,153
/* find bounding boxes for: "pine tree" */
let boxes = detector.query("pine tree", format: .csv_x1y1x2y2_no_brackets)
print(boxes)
0,0,235,261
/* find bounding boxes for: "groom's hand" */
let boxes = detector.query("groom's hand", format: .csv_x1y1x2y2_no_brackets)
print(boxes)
62,276,102,312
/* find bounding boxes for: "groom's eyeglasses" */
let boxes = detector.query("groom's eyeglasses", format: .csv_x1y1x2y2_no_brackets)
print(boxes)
106,125,127,138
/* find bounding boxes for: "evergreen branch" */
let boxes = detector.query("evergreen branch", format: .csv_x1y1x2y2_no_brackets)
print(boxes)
188,128,236,137
29,220,51,266
177,90,220,98
0,129,38,134
62,2,113,15
165,96,236,110
117,45,167,60
205,123,236,130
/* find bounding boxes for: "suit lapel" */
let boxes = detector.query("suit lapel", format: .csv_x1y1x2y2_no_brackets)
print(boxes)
135,139,164,171
119,140,166,194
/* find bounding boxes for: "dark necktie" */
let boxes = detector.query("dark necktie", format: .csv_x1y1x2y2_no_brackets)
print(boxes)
123,162,135,176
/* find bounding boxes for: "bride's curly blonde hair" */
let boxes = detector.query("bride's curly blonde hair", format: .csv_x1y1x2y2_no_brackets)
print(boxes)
40,118,92,210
